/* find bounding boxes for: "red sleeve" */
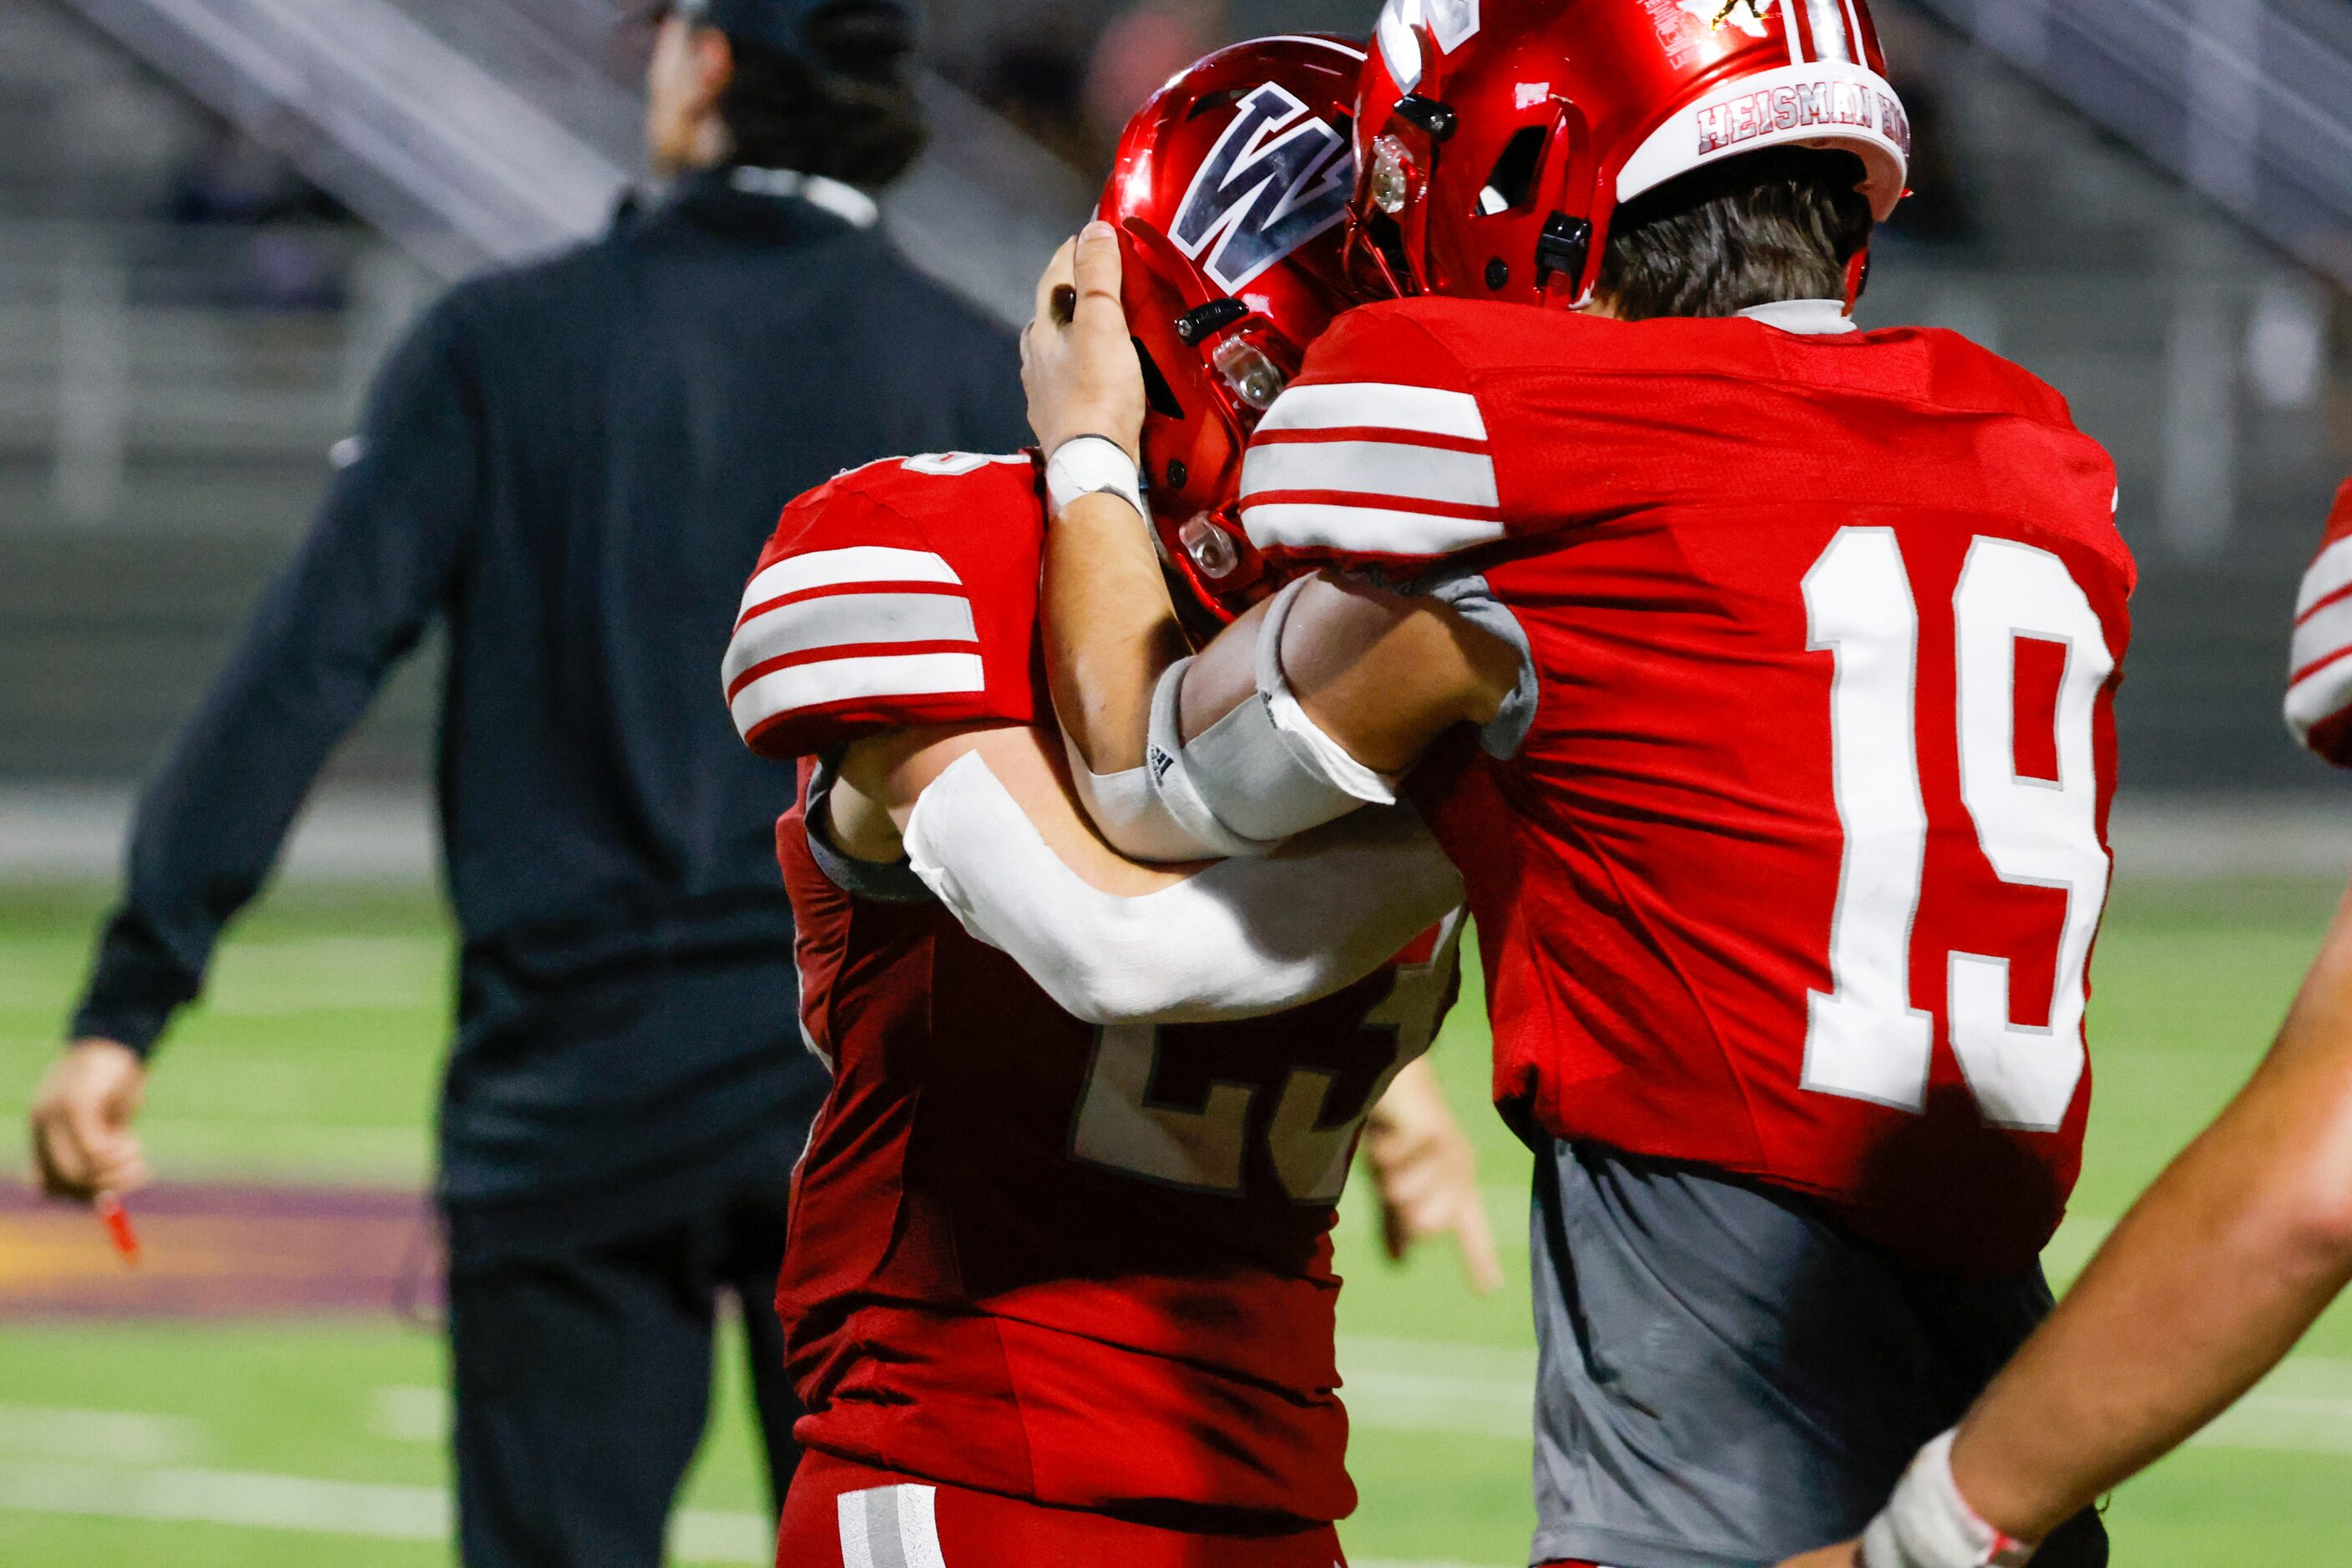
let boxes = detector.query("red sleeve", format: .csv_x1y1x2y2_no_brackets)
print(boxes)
1235,302,1504,572
725,453,1047,760
2287,477,2352,766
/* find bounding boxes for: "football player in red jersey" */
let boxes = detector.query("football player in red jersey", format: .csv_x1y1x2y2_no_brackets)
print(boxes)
724,38,1497,1567
1024,3,2128,1564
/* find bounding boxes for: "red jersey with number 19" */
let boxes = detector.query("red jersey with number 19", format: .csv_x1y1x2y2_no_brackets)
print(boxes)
1238,298,2134,1275
726,452,1460,1525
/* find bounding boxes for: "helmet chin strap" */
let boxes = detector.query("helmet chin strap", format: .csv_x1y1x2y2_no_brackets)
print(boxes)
1844,247,1874,316
1534,212,1592,309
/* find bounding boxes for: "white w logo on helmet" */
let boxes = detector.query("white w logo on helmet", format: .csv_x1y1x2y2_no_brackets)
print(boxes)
1376,0,1482,91
1171,83,1353,294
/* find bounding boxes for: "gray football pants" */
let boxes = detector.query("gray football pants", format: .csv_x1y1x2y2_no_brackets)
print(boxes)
1529,1141,2107,1568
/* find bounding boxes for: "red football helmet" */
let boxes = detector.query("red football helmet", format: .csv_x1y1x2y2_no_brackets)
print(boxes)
1101,34,1371,620
1353,0,1911,307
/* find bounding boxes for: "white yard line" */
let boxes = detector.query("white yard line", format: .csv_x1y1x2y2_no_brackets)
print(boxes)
13,1351,2352,1566
0,1462,452,1541
0,1406,199,1465
1338,1336,1534,1439
0,1459,775,1562
1337,1337,2352,1457
2192,1356,2352,1454
0,1459,1504,1565
1343,1369,1532,1439
368,1386,447,1444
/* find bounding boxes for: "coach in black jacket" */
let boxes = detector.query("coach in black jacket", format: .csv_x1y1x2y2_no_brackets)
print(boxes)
27,2,1024,1561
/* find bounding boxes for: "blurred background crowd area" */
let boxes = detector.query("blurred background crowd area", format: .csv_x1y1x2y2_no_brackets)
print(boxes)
0,0,2349,805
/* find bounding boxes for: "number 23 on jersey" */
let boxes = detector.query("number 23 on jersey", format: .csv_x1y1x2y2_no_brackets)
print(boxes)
1803,528,2115,1133
1070,913,1465,1201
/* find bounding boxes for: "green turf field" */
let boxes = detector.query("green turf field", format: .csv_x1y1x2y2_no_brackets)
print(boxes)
4,875,2351,1565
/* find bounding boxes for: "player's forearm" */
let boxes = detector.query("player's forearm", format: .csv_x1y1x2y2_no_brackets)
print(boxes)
1025,224,1166,776
1950,887,2352,1540
1041,491,1188,775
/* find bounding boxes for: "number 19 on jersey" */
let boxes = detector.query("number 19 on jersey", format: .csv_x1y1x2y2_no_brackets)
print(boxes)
1802,528,2113,1132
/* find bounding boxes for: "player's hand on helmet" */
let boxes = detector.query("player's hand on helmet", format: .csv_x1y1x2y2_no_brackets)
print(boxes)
28,1039,150,1203
1360,1057,1505,1295
1775,1542,1864,1566
1022,221,1146,463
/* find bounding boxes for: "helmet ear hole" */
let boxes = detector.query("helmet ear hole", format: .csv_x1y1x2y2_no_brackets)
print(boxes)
1478,125,1549,216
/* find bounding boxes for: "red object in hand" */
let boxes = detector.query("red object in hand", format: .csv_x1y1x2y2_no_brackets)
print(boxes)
97,1193,140,1267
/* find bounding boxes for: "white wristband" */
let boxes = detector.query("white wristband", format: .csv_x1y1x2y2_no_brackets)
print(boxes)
1044,435,1148,524
1860,1431,2038,1568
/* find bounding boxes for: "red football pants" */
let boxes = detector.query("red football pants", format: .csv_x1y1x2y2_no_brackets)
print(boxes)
779,1451,1347,1566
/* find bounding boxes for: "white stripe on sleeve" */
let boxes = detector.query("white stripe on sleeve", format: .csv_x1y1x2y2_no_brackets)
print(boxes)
2286,660,2352,744
1241,440,1499,510
1257,382,1487,441
723,591,977,688
738,547,961,619
2296,535,2352,618
731,652,986,741
2290,595,2352,683
1240,500,1506,558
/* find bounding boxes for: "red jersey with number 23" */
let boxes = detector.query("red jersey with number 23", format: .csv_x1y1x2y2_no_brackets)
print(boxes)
1238,298,2133,1275
725,451,1460,1525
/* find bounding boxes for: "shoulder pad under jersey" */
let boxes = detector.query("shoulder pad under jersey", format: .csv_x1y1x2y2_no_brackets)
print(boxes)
1237,301,1500,574
726,452,1046,760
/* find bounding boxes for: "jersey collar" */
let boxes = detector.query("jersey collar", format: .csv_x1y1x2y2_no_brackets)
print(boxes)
728,165,882,230
1736,299,1858,336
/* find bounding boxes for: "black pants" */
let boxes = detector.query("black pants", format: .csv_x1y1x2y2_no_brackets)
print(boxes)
444,1176,804,1568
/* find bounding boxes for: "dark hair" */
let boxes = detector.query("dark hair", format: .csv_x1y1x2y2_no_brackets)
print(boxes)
717,3,927,188
1596,147,1874,321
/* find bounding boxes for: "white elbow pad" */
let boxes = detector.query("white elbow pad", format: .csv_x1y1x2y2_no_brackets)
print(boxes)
1064,728,1252,863
1064,576,1399,862
1158,576,1399,849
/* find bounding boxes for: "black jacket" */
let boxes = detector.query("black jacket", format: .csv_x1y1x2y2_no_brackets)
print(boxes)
73,169,1028,1231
